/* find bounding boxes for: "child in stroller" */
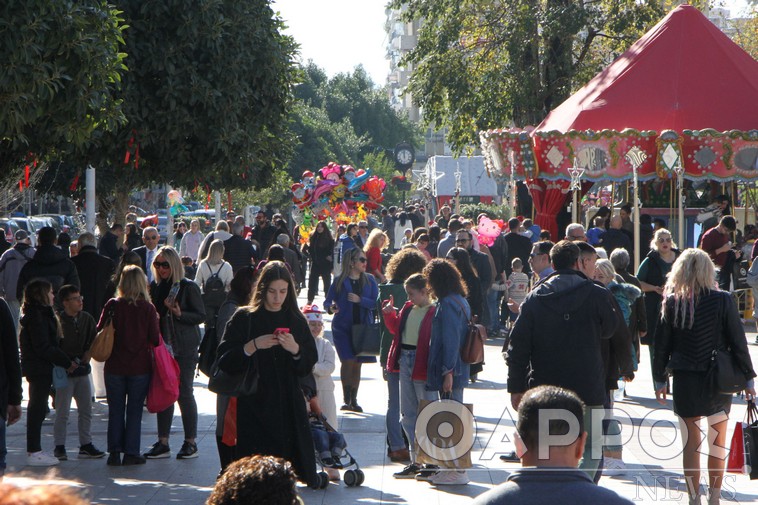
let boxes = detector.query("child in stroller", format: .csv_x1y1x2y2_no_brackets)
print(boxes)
306,394,346,468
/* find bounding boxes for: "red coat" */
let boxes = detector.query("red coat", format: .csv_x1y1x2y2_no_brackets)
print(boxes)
383,301,435,381
366,246,383,278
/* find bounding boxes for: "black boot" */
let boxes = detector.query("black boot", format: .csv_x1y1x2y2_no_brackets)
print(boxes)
340,385,352,411
350,385,363,413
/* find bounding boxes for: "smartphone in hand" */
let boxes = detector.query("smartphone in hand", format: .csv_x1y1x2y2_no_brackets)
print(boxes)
274,327,290,335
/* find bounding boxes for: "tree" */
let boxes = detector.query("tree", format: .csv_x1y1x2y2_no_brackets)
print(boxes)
18,0,300,225
0,1,126,176
733,7,758,60
286,63,421,178
391,0,666,151
92,0,299,190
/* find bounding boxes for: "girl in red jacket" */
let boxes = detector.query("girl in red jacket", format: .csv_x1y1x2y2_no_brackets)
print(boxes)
381,273,437,479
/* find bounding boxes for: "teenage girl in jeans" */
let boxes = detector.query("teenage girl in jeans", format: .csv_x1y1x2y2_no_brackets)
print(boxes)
382,273,436,479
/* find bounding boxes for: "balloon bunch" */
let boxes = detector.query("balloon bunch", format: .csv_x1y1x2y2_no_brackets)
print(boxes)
290,162,387,244
167,189,188,217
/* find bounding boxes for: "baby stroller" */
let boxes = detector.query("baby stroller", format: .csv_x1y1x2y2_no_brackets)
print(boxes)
309,412,364,488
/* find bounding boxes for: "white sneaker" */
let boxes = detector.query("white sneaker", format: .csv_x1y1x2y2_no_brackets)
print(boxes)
27,451,60,467
431,470,469,485
603,457,627,476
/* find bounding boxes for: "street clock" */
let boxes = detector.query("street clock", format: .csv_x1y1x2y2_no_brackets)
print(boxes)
394,143,415,172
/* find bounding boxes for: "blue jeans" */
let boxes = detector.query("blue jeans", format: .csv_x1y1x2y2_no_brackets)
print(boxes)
486,289,501,332
311,425,346,459
105,373,150,456
399,349,435,458
385,371,405,452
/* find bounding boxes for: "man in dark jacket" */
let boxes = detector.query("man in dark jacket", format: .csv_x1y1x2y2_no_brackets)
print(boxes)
98,223,124,262
250,211,276,254
224,223,259,274
0,230,35,328
504,218,532,277
71,232,115,322
16,227,79,301
506,240,618,483
455,229,493,326
601,216,632,257
0,297,21,479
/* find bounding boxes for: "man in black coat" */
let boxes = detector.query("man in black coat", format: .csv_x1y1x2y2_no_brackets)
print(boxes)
455,229,494,326
602,216,633,257
224,223,259,274
250,211,276,254
504,218,532,277
98,223,124,262
72,232,115,321
506,240,619,483
16,227,79,300
0,297,21,479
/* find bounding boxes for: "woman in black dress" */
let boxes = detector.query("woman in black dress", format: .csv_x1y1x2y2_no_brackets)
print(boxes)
216,261,318,486
654,249,755,505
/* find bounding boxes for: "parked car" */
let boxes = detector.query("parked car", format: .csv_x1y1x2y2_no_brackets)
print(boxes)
0,219,21,244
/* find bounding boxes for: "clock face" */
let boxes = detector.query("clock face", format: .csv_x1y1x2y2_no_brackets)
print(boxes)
397,148,413,165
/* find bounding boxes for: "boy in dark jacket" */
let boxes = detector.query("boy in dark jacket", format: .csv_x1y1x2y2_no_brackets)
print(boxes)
53,285,104,461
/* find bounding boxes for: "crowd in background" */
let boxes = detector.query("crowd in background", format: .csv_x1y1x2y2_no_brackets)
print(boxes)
0,197,756,504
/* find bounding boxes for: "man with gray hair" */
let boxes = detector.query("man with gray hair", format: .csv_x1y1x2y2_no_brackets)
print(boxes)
609,248,647,363
275,234,303,287
133,226,161,283
223,222,259,274
72,232,115,322
565,223,587,242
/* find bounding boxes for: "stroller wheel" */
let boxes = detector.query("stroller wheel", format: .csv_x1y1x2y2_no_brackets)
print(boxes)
355,469,365,486
343,469,357,487
318,471,329,489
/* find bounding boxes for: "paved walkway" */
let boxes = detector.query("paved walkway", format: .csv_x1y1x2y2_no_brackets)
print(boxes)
3,287,758,504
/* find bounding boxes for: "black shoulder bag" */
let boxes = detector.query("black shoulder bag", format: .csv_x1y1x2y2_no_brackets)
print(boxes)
708,294,748,395
208,315,259,396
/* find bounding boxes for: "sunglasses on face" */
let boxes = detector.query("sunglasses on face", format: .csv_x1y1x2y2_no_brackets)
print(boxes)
658,237,672,243
355,257,367,263
145,236,158,240
154,261,171,269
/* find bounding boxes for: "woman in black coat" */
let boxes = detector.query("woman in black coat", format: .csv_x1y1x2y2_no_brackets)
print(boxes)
19,279,77,466
654,249,755,504
304,221,335,304
216,261,318,486
145,246,206,460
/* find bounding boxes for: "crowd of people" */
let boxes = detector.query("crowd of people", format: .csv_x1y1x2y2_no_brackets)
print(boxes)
0,198,756,505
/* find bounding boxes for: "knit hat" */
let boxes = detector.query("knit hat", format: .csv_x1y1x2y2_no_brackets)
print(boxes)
14,230,28,242
302,304,323,322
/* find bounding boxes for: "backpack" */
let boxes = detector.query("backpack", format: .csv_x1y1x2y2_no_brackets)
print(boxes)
202,263,226,309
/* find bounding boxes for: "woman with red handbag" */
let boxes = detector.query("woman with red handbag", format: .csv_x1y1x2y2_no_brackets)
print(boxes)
99,265,160,466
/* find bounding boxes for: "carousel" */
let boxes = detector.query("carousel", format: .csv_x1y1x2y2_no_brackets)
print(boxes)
480,4,758,272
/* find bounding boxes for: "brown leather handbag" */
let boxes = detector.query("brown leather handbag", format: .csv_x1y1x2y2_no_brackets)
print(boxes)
453,298,487,365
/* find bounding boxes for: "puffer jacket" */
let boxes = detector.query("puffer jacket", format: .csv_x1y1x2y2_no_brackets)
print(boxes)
155,278,206,357
0,244,35,302
16,245,79,300
507,269,618,406
19,304,71,378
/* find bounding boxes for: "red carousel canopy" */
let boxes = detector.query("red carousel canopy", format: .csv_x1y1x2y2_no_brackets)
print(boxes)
481,4,758,182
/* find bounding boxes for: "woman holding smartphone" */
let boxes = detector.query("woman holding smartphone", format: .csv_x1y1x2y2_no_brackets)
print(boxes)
144,246,206,461
216,261,318,486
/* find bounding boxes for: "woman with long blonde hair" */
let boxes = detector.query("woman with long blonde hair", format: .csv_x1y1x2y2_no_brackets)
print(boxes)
364,228,389,283
654,249,755,504
145,246,206,461
100,265,160,465
325,247,379,412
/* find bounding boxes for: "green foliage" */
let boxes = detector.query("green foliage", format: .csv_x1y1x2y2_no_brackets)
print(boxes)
92,0,300,190
392,0,665,152
224,168,293,215
0,0,126,171
458,202,510,221
286,63,421,178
